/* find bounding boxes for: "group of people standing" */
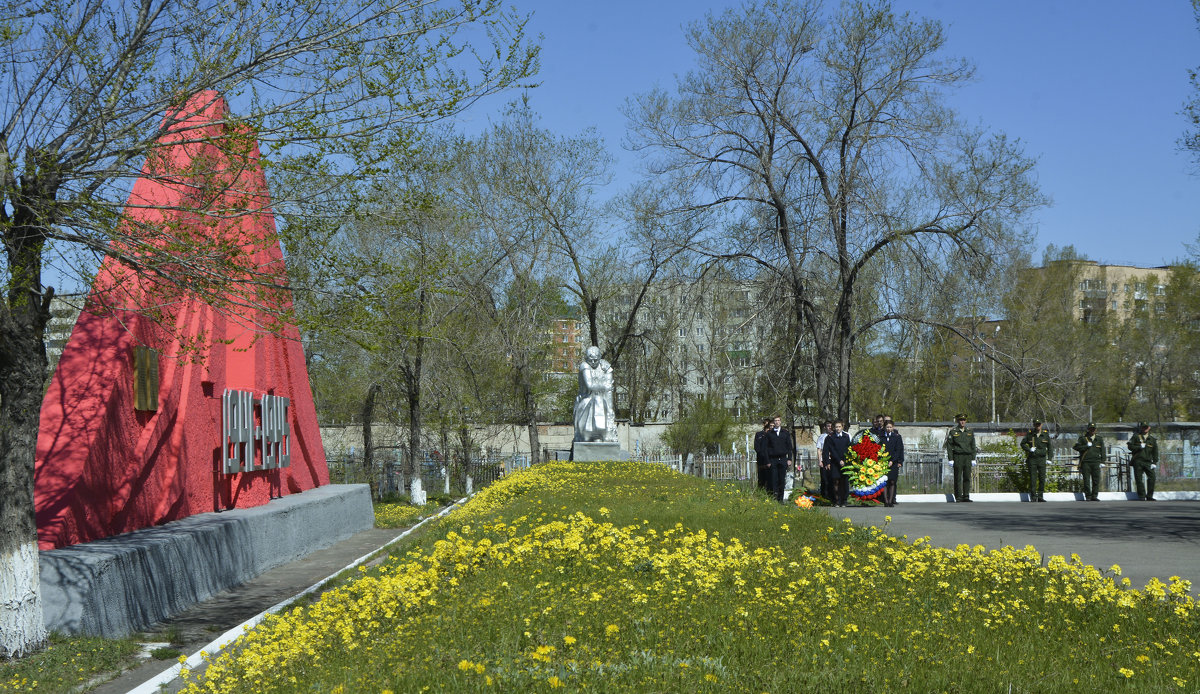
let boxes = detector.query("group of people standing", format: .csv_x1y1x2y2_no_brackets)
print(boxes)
813,414,905,507
1020,420,1160,502
947,415,1161,503
753,412,1163,506
756,414,1164,506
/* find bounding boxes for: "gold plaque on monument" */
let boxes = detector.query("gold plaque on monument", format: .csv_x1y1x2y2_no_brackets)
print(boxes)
133,345,159,411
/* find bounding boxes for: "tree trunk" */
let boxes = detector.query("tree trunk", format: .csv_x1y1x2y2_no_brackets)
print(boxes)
0,348,49,657
810,330,838,421
527,421,541,466
407,383,422,482
439,414,450,481
459,419,472,478
361,382,381,496
837,329,853,422
0,223,52,657
518,373,541,465
406,288,427,486
585,296,599,348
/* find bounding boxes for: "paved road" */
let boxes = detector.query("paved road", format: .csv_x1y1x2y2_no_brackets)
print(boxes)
827,500,1200,593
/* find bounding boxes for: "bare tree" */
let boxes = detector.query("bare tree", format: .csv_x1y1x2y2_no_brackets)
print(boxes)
625,0,1043,421
0,0,536,657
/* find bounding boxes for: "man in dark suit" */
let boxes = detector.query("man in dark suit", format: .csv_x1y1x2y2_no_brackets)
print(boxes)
753,418,771,493
764,415,793,503
881,419,904,507
870,413,886,440
822,419,851,507
815,420,833,499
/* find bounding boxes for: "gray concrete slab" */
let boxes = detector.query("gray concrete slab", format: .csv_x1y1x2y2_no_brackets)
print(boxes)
572,442,627,461
86,526,407,694
827,499,1200,594
40,484,374,638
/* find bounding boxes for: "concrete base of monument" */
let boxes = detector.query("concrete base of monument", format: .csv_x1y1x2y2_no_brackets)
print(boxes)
572,441,628,462
39,484,374,638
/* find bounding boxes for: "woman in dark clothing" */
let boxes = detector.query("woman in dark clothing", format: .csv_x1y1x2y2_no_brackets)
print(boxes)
881,420,904,507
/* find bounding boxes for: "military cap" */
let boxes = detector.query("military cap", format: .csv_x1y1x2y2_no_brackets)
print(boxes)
1032,419,1042,427
954,413,966,421
1086,422,1096,429
1138,421,1150,429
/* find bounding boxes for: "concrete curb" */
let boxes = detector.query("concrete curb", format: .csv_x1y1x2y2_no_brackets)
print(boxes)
128,495,468,694
896,490,1200,503
40,484,374,637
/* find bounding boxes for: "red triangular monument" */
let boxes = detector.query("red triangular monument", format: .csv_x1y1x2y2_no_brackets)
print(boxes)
34,91,329,550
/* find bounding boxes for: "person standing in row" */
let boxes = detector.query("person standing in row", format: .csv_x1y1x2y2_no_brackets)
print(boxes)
1021,420,1052,502
823,419,851,507
881,419,904,507
814,420,832,499
1127,422,1159,501
944,414,976,502
870,414,886,440
765,416,793,503
753,418,771,494
1073,423,1105,502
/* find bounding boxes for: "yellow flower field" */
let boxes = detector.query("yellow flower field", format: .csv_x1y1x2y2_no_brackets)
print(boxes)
373,499,441,528
180,461,1200,692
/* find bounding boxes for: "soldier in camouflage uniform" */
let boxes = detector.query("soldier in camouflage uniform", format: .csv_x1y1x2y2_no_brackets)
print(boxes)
943,414,976,502
1020,420,1052,502
1072,423,1104,502
1127,422,1159,501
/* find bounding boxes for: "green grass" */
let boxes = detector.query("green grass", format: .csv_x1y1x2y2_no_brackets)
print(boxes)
0,633,141,693
149,646,182,660
178,460,1200,692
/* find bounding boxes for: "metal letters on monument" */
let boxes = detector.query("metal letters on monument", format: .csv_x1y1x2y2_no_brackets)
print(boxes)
222,389,292,473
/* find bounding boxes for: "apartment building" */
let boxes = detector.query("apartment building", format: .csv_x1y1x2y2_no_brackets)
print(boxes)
548,318,583,374
1037,260,1171,323
598,277,771,420
45,296,84,376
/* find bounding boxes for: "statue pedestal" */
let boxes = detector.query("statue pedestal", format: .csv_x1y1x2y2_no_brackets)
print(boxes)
572,441,628,462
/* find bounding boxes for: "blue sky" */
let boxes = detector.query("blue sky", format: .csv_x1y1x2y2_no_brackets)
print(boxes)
462,0,1200,268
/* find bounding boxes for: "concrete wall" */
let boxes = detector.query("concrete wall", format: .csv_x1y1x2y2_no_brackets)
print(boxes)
39,484,373,638
321,422,684,458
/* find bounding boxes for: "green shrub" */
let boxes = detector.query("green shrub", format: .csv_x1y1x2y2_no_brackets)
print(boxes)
661,398,737,458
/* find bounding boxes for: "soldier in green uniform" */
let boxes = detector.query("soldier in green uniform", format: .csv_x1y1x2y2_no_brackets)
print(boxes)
1020,420,1052,502
1127,422,1159,501
1073,423,1105,502
943,414,976,502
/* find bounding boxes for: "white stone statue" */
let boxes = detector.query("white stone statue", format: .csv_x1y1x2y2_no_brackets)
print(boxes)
573,346,617,443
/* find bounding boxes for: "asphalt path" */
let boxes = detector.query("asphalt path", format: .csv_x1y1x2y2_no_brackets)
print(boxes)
827,499,1200,593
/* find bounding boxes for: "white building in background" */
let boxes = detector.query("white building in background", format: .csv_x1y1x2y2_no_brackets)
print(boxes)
45,296,83,376
600,276,777,422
